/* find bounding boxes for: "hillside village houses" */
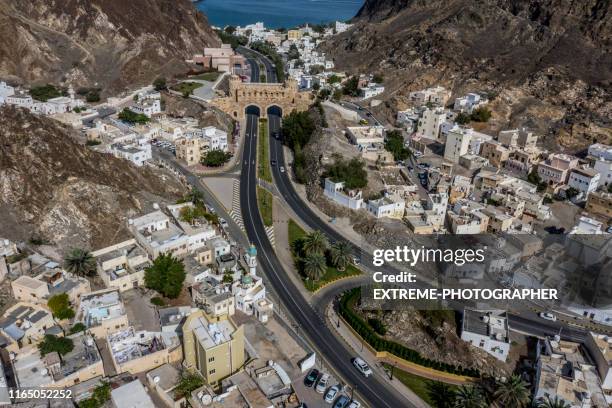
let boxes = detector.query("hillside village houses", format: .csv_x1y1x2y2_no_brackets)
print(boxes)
0,81,85,116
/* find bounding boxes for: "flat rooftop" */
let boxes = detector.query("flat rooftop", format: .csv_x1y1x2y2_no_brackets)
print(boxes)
191,316,237,349
463,309,509,342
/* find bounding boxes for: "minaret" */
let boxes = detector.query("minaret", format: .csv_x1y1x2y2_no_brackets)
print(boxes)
245,244,257,275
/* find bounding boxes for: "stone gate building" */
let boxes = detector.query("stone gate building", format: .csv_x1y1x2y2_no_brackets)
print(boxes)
212,75,314,119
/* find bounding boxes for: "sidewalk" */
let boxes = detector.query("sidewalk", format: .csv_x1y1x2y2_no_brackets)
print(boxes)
326,304,430,408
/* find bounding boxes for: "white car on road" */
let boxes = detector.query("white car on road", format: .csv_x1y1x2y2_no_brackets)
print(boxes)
219,218,229,229
539,312,557,321
352,357,372,377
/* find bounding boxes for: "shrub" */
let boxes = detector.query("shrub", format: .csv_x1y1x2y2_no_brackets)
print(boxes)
201,150,232,167
39,335,74,356
47,294,75,320
69,322,87,334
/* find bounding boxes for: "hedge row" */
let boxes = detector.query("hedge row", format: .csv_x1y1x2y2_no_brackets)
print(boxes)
339,288,481,378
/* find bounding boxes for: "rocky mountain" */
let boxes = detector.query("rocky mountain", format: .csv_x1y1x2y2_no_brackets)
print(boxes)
323,0,611,151
0,0,219,92
0,106,183,251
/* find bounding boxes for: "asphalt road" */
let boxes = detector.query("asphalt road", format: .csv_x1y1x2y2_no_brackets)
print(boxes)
238,45,278,83
241,112,413,408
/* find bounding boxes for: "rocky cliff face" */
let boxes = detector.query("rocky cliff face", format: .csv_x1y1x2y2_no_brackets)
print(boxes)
323,0,611,150
0,0,219,92
0,106,183,251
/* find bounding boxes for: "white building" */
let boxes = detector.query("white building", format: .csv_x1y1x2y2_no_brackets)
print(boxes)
186,126,229,152
461,309,510,362
0,81,15,104
346,126,385,148
588,143,612,162
416,107,447,141
453,93,487,113
585,332,612,394
568,167,600,194
360,83,385,99
109,142,152,167
111,380,156,408
131,99,161,118
594,159,612,188
396,107,422,133
409,86,451,106
366,196,405,219
570,216,604,234
335,21,351,33
323,179,364,210
444,127,472,163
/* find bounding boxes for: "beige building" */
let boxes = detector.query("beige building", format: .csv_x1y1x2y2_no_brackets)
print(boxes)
0,303,57,352
76,289,129,338
480,140,510,168
11,267,90,305
182,309,245,385
586,191,612,221
13,333,103,389
212,75,314,120
176,136,202,166
107,327,182,375
146,364,186,408
584,332,612,392
92,239,149,292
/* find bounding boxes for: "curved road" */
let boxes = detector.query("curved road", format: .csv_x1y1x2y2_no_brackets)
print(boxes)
241,111,412,407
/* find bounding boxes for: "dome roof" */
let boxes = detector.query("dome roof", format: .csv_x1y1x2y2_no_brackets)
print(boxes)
248,244,257,257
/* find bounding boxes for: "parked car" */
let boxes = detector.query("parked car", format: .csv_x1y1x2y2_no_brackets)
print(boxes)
333,395,350,408
304,369,319,388
324,385,339,403
351,255,360,265
348,401,361,408
315,373,329,394
352,357,372,377
539,312,557,321
219,218,229,229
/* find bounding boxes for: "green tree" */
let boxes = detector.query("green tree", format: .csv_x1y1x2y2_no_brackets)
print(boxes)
326,157,368,189
453,385,487,408
281,110,316,150
537,396,571,408
493,375,530,408
470,107,492,122
85,90,100,103
153,77,167,91
303,230,328,256
330,241,353,271
426,381,456,408
69,322,87,334
118,108,149,124
144,254,186,299
174,372,204,399
222,273,234,284
47,294,75,320
185,187,205,206
342,76,360,96
78,382,110,408
455,112,471,125
372,73,384,83
384,130,411,161
38,335,74,356
303,253,327,281
287,44,300,60
201,150,232,167
328,74,341,85
64,248,96,277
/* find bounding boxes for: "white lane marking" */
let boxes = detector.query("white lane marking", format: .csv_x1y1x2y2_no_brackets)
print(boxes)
245,114,395,408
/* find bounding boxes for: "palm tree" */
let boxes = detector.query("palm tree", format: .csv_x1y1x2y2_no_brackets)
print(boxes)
64,248,96,277
330,241,353,271
537,396,571,408
303,253,327,281
493,375,530,408
303,230,328,256
426,381,455,408
453,385,487,408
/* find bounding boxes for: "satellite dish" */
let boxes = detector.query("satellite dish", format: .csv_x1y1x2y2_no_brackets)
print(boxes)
201,394,212,405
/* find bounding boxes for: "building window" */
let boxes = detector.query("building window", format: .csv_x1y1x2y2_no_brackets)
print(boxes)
208,357,215,363
209,369,216,375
